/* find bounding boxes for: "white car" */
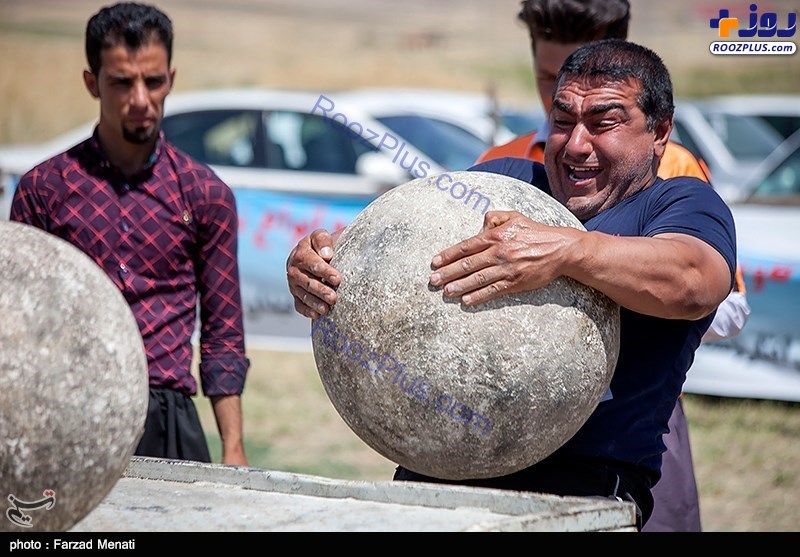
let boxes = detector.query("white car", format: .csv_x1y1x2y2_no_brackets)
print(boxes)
671,99,786,203
0,88,467,347
684,129,800,402
696,94,800,139
339,87,545,153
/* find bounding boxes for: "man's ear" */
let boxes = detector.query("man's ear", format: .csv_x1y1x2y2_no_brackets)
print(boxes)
83,70,100,99
653,116,673,158
168,67,176,91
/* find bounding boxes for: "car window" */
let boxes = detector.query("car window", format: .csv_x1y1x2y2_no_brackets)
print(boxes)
376,115,488,170
748,144,800,205
161,110,263,167
501,110,544,136
702,112,782,160
265,111,376,174
759,115,800,140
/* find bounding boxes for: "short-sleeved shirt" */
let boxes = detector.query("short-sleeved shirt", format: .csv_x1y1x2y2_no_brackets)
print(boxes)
10,129,249,397
468,157,736,475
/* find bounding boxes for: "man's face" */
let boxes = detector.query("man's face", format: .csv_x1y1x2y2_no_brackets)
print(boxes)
83,41,174,146
544,76,670,221
533,39,584,115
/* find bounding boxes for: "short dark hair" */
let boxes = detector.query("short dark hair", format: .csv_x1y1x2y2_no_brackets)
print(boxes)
85,2,173,74
555,39,674,131
517,0,630,51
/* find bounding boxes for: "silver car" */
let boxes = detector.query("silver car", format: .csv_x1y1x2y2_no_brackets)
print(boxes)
672,99,785,203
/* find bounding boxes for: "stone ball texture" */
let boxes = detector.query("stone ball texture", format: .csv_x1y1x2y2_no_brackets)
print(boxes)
312,171,620,480
0,221,148,531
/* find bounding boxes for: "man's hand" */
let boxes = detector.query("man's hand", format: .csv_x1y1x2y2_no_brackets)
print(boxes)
286,228,344,318
210,395,248,467
429,210,582,306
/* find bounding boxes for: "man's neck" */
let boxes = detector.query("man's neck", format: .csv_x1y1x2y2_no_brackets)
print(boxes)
96,124,157,178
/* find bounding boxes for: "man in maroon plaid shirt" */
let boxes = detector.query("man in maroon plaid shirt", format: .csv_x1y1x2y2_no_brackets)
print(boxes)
10,2,249,465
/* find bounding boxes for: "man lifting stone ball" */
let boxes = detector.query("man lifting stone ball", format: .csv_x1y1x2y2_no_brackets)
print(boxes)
286,40,736,530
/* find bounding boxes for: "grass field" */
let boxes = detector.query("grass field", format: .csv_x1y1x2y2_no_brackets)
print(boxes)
2,0,799,533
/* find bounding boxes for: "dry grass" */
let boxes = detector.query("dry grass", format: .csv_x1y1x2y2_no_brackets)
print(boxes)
3,0,799,532
1,0,798,144
195,347,396,481
685,395,800,532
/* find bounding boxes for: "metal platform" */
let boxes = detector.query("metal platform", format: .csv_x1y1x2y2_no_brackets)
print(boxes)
71,457,637,532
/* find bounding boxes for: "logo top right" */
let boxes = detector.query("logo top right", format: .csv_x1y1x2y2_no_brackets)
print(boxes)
710,4,796,38
708,3,797,55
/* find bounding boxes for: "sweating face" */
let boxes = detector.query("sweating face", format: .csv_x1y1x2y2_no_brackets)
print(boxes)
544,75,669,221
84,40,174,147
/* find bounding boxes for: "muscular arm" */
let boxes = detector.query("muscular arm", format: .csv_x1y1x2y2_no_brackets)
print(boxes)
659,142,750,335
563,229,732,319
430,211,732,320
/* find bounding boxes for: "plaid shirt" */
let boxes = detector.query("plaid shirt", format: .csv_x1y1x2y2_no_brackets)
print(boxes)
10,128,248,397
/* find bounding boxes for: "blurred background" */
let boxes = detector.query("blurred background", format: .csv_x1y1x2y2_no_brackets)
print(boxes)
1,0,798,144
1,0,798,531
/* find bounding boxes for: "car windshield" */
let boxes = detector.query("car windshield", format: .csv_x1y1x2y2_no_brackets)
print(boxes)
760,115,800,140
376,115,488,170
701,111,783,160
747,140,800,206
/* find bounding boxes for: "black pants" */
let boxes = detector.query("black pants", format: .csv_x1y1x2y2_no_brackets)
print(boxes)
394,453,655,531
134,387,211,463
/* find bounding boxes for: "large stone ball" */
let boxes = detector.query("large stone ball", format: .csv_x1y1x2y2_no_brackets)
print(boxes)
0,221,148,531
311,171,620,480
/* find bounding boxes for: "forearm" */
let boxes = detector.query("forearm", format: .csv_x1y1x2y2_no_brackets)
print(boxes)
210,394,247,465
564,230,732,320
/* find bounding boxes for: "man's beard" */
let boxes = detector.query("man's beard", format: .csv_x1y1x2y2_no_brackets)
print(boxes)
123,125,157,145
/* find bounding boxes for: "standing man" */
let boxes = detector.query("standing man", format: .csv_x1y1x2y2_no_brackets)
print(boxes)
286,39,737,530
11,2,249,465
474,0,750,532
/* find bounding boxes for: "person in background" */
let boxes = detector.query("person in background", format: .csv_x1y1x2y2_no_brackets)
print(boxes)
10,2,249,465
474,0,750,532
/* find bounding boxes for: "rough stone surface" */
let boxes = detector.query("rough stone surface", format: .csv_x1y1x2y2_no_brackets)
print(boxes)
0,221,148,531
312,171,620,480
